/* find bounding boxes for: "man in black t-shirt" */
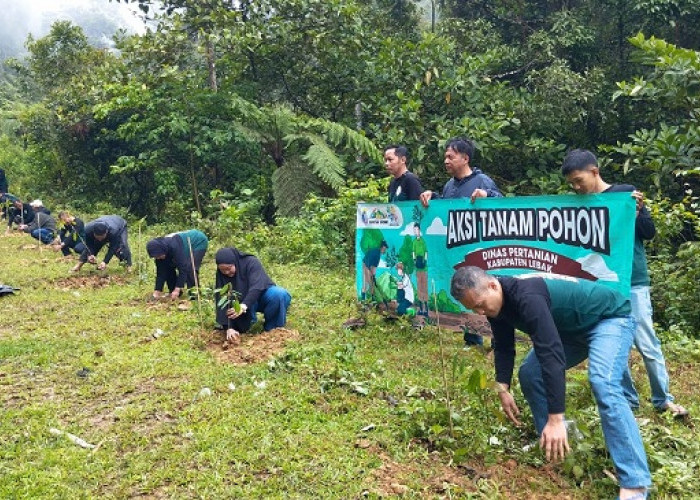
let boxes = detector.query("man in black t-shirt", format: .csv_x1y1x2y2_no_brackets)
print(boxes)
385,145,423,202
561,148,688,419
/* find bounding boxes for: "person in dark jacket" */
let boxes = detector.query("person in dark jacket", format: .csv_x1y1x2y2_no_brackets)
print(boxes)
214,247,291,343
419,137,502,207
450,266,650,500
72,215,132,272
561,148,688,419
420,137,503,345
3,196,34,232
0,168,7,195
146,229,209,299
18,200,56,244
53,211,86,256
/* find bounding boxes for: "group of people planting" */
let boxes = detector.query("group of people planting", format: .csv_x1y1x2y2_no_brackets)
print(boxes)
380,138,689,500
0,185,291,346
1,137,690,499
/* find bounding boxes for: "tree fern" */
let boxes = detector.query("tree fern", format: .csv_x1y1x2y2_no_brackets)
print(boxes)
301,133,346,189
271,158,326,217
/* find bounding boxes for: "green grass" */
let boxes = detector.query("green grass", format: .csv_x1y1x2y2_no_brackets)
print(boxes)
1,231,698,498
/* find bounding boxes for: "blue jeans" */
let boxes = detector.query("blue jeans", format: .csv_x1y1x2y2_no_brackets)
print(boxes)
249,286,292,331
30,228,54,244
621,285,674,410
518,316,651,489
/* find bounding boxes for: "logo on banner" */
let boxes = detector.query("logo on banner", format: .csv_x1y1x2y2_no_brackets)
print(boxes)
357,205,403,228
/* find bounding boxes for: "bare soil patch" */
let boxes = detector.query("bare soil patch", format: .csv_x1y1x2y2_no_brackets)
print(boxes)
362,441,575,498
205,328,301,365
54,274,129,290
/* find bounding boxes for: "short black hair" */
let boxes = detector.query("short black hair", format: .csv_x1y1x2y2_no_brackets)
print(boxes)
445,137,475,161
380,240,388,249
384,145,409,161
561,149,598,176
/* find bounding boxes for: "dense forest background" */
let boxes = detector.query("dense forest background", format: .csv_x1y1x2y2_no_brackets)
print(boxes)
1,0,699,332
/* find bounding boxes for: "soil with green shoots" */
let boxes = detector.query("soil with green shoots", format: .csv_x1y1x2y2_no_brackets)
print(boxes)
1,231,698,498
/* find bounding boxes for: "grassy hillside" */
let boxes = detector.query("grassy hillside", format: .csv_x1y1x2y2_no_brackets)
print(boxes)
0,229,698,498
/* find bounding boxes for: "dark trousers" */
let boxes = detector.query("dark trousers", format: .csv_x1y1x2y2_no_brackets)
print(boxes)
61,240,86,256
163,249,206,292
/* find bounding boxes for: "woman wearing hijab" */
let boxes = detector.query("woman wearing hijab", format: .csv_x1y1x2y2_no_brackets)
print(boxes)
214,247,292,343
146,229,209,299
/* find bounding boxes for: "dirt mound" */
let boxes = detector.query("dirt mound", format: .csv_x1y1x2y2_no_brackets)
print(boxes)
206,328,300,365
55,274,129,290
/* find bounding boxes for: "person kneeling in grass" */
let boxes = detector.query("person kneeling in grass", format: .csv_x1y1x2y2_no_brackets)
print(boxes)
53,211,86,256
18,199,56,244
146,229,208,300
450,266,651,500
214,247,291,344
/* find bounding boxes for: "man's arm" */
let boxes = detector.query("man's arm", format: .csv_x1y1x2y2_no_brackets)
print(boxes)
490,318,521,425
478,175,503,198
636,201,656,241
518,294,567,415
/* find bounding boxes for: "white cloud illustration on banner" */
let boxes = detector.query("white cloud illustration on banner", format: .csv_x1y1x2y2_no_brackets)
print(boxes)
577,254,619,281
400,221,417,236
426,217,448,235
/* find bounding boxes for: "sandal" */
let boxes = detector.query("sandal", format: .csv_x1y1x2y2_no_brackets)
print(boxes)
663,402,689,419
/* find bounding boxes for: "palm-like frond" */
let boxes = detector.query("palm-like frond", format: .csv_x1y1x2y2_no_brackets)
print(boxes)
304,118,383,165
272,157,325,217
301,133,346,189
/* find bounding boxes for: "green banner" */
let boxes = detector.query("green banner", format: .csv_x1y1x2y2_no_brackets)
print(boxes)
356,193,636,314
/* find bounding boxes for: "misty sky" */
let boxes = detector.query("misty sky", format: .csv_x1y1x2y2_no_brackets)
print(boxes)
0,0,148,59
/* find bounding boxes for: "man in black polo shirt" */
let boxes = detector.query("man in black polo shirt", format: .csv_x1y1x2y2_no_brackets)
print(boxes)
385,145,423,202
450,266,650,500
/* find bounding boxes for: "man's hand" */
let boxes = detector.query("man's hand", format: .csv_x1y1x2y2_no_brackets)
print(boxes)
87,255,97,264
539,414,570,461
226,328,241,344
470,188,487,203
17,224,27,231
169,287,181,299
632,190,644,215
498,385,522,426
226,303,248,320
419,190,433,208
97,261,107,271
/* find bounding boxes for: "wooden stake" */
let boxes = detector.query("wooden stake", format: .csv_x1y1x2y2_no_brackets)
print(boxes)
187,236,205,333
432,279,454,438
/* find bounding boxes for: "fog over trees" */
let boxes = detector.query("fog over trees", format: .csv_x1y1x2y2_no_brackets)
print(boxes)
0,0,145,60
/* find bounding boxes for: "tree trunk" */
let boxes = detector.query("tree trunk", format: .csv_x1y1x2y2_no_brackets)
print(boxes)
206,39,217,92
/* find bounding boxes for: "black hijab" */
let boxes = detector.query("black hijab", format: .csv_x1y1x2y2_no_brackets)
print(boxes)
214,247,274,306
146,237,170,258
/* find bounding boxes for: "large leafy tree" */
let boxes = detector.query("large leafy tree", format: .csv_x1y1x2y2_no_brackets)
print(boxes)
607,34,700,196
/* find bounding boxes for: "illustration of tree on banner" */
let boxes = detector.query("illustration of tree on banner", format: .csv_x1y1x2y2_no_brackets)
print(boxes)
398,235,416,274
360,228,384,254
